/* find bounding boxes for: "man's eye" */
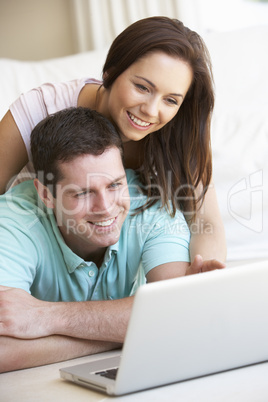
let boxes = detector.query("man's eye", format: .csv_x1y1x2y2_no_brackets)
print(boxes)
75,191,88,198
109,182,122,189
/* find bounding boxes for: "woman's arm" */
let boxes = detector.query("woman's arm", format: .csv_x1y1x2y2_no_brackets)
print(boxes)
0,111,29,194
189,181,227,263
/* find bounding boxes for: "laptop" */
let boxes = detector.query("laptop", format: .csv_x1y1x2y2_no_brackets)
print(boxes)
60,260,268,396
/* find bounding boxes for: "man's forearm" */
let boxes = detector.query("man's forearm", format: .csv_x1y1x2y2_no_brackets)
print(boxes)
0,286,134,342
0,335,121,373
48,297,134,342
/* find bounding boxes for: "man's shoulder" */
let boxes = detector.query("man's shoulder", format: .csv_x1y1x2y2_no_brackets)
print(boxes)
125,170,189,235
2,180,37,202
126,169,141,188
126,169,147,205
0,180,46,222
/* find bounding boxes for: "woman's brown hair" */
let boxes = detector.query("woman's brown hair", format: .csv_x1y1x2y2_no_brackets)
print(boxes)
102,16,214,220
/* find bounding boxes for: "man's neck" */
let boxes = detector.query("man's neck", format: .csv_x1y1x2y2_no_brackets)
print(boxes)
58,225,107,267
86,249,106,268
68,237,107,267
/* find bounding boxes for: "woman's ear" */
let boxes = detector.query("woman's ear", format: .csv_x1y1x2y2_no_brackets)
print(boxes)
34,178,55,209
103,67,117,86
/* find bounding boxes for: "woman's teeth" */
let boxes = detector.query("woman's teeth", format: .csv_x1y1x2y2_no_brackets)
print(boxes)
128,112,150,127
92,218,115,227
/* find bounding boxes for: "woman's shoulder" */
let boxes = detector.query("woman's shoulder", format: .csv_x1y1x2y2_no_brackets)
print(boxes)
37,78,100,109
10,77,102,117
77,78,102,108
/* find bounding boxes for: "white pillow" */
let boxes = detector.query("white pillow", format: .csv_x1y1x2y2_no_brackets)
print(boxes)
204,25,268,261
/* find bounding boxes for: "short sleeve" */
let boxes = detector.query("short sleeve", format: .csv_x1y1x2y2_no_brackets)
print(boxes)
9,79,85,161
0,222,39,293
141,211,190,276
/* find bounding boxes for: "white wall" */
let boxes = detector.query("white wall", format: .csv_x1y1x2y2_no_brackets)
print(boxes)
187,0,268,34
0,0,267,60
0,0,76,60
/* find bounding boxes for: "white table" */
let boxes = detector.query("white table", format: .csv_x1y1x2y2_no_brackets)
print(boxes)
1,350,268,402
1,260,268,401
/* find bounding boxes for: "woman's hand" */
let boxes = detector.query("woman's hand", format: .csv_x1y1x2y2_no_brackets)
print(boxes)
187,254,225,275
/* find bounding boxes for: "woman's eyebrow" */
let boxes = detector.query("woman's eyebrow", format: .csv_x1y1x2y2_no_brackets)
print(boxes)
135,75,184,98
135,75,156,88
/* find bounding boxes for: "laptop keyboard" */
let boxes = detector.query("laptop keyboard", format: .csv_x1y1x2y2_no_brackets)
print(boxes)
95,368,118,380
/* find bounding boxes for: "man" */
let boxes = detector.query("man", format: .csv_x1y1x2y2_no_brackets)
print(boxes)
0,107,224,373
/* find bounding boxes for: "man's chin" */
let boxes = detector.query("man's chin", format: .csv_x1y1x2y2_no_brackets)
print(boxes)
88,228,121,246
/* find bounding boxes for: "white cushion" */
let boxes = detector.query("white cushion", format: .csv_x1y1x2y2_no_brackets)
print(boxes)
204,26,268,260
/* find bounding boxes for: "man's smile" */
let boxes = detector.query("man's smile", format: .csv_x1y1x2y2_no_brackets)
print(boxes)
88,217,117,227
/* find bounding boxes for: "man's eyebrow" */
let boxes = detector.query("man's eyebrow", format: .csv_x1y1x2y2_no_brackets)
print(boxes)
135,75,184,98
64,174,127,194
110,174,127,184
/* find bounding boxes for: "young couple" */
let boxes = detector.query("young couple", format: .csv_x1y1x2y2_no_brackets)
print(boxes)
0,17,226,372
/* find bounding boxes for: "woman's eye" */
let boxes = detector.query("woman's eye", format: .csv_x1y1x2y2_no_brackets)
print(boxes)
166,97,178,106
135,83,149,92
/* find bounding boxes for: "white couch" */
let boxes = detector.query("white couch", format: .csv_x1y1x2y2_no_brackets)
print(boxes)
0,25,267,263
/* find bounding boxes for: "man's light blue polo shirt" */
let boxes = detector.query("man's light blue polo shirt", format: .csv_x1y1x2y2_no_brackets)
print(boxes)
0,170,190,301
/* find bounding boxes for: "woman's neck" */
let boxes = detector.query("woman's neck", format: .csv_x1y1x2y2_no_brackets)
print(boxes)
78,83,103,111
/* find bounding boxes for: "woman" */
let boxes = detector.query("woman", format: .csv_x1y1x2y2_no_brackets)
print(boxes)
0,16,226,268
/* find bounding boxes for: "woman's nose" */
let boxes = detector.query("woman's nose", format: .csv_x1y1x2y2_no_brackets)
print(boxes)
140,97,160,118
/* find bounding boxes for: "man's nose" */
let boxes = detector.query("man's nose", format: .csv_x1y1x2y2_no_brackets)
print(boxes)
91,192,113,215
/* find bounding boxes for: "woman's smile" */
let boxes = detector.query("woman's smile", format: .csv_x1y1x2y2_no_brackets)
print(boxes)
127,111,152,129
103,51,193,143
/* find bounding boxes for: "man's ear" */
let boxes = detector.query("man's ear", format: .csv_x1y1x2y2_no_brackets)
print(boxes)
34,179,55,209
